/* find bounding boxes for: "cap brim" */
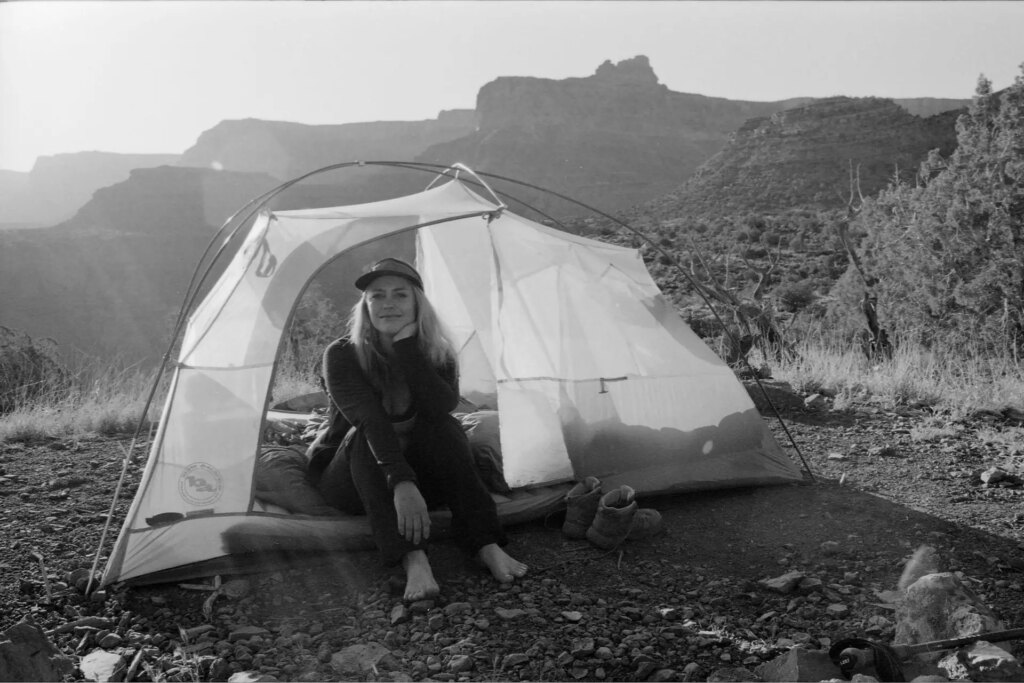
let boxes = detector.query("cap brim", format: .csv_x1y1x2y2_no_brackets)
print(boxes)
355,269,423,290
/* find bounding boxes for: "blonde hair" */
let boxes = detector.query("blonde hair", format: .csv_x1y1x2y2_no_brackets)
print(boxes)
347,285,456,390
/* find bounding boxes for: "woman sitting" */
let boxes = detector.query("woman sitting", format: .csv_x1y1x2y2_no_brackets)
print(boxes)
314,258,527,600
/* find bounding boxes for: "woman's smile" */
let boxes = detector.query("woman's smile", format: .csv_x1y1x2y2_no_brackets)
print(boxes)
365,275,417,336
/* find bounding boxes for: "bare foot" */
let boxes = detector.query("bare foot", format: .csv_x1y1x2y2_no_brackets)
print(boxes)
477,543,528,583
401,550,439,602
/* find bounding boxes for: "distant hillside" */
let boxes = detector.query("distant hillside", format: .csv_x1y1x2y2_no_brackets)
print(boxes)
893,97,971,118
652,96,963,218
417,56,818,214
1,55,978,364
177,111,477,179
0,167,279,362
0,152,179,228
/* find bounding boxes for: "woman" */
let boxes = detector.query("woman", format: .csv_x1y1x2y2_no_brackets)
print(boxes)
313,257,527,601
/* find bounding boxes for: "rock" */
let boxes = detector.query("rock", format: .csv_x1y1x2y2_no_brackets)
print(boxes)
330,642,393,674
494,607,526,620
227,673,279,682
706,667,759,682
796,577,823,594
820,541,840,555
0,621,75,682
448,654,473,673
681,661,701,681
79,649,127,682
97,632,122,649
210,657,233,680
648,669,677,682
759,571,805,594
635,659,659,679
825,603,849,617
54,616,114,634
957,641,1024,681
571,637,595,657
408,599,434,614
389,604,409,626
895,572,1003,662
754,647,841,682
561,610,583,622
443,601,471,617
804,394,829,411
502,653,530,668
228,626,271,643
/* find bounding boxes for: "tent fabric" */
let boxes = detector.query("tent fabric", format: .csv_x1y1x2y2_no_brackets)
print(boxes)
103,178,802,587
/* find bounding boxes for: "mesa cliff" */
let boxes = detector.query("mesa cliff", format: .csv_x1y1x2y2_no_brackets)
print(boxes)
419,56,814,213
655,96,962,216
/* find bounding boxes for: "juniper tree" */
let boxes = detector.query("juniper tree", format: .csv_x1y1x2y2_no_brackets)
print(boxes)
848,65,1024,354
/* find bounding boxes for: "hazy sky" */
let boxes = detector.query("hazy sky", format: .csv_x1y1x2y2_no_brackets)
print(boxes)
2,1,1023,172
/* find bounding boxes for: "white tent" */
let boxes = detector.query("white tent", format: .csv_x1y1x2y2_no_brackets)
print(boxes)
103,173,802,586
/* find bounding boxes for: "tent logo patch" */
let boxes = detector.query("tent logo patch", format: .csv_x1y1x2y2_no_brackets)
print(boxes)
179,462,223,506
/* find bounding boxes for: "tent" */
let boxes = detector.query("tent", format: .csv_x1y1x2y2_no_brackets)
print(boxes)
102,165,803,586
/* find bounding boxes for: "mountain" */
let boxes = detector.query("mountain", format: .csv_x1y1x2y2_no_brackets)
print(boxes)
0,152,180,229
1,56,974,364
651,96,963,217
0,166,279,362
177,111,477,179
414,56,818,214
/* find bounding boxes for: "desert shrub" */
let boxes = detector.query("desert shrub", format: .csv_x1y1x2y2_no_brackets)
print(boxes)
850,68,1024,355
0,327,67,414
774,281,816,313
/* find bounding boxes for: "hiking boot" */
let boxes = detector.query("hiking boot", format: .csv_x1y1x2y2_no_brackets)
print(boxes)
586,485,638,549
562,476,602,539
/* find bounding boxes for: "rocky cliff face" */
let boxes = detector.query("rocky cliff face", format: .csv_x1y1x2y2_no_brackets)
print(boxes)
177,111,476,179
0,152,180,228
658,96,962,216
419,56,815,213
0,167,279,362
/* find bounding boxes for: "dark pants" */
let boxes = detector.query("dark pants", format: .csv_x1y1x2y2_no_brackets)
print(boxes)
315,416,506,565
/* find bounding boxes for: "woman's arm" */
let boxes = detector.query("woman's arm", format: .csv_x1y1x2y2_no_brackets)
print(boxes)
390,336,459,418
322,339,417,490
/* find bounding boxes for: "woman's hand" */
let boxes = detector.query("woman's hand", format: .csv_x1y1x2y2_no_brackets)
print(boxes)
393,481,430,544
394,321,418,342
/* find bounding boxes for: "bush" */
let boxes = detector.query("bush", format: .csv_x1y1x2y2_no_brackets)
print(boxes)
0,327,66,414
774,282,816,313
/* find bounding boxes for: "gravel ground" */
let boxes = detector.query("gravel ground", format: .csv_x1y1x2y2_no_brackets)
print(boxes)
3,395,1024,681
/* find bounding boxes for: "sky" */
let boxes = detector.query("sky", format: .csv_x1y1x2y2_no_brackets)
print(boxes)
1,1,1023,173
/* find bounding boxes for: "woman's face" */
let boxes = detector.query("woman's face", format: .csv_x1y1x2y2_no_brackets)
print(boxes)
364,275,417,337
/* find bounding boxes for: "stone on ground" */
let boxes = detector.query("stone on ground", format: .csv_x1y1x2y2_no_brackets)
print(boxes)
754,646,841,682
79,649,126,682
896,572,1002,663
956,641,1024,681
0,621,74,682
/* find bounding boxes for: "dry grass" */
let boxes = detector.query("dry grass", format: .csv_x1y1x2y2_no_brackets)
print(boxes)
768,335,1024,418
0,359,161,443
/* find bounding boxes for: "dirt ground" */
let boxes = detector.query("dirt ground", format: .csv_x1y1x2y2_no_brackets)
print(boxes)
3,397,1024,681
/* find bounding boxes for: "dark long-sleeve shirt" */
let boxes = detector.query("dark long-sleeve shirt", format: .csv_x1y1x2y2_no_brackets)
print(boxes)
321,336,458,489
